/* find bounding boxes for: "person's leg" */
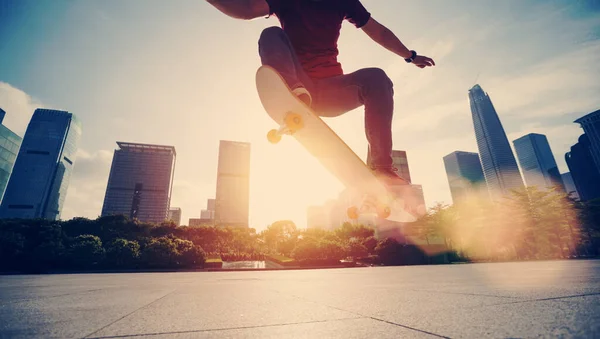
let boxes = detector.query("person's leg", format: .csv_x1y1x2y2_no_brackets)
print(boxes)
258,26,314,105
313,67,405,181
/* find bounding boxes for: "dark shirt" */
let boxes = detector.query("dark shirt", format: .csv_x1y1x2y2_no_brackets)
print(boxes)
265,0,371,79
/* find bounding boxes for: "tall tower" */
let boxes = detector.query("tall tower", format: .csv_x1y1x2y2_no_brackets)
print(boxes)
0,108,23,201
513,133,564,190
468,84,524,199
443,151,487,204
101,142,176,224
0,109,82,220
574,109,600,173
565,134,600,201
214,140,250,228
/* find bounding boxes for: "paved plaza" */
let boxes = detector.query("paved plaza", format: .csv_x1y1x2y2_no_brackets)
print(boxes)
1,260,599,338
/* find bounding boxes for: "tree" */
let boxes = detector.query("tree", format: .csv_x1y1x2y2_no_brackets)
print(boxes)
375,237,401,265
105,238,140,268
362,236,378,254
67,235,105,269
347,239,368,259
141,236,179,268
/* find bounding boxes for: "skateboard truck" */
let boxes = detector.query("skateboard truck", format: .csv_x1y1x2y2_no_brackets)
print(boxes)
267,112,304,144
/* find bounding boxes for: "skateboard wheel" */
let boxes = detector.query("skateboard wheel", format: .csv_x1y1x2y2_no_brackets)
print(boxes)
376,204,391,219
284,112,304,132
347,206,360,220
267,129,281,144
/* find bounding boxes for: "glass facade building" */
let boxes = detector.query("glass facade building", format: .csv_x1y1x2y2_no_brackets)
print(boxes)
565,134,600,201
468,84,524,199
443,151,487,204
214,140,250,228
513,133,564,190
0,109,23,201
0,109,82,220
574,109,600,174
101,142,176,224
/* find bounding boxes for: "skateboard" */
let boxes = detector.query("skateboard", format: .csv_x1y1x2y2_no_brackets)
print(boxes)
255,65,420,222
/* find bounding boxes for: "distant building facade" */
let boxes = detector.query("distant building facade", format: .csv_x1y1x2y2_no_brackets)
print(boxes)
214,140,250,228
565,134,600,201
560,172,580,200
101,142,176,224
168,207,182,226
0,109,81,220
574,109,600,173
0,109,22,201
468,84,524,199
513,133,564,190
443,151,487,204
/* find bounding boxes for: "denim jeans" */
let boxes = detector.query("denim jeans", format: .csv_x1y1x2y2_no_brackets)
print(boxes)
258,26,395,170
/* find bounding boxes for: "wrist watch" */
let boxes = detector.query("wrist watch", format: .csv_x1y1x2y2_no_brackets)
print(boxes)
405,50,417,63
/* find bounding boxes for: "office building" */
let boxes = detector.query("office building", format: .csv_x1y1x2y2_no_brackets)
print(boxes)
214,140,250,228
574,109,600,172
560,172,579,200
0,109,22,201
0,109,81,220
200,198,215,221
565,134,600,201
101,142,176,224
443,151,487,203
513,133,564,190
168,207,182,226
468,84,524,199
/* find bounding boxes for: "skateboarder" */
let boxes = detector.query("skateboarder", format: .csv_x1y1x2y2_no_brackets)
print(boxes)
207,0,435,185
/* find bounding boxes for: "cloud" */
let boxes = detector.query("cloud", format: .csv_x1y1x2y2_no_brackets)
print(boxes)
61,149,114,220
0,82,43,135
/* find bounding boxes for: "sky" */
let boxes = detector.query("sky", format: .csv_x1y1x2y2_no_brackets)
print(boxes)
0,0,599,231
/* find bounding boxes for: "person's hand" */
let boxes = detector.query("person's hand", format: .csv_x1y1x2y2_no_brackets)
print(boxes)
412,55,435,69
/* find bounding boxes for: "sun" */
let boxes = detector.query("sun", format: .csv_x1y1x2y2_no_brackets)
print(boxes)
249,135,344,229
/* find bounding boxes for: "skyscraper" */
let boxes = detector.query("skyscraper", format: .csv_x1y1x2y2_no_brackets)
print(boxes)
0,109,23,201
443,151,487,204
101,142,176,224
468,84,524,199
565,134,600,201
167,207,182,226
560,172,580,200
0,109,82,220
513,133,564,190
574,109,600,173
214,140,250,228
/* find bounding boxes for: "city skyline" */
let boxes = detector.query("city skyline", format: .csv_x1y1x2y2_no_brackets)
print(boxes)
1,0,599,229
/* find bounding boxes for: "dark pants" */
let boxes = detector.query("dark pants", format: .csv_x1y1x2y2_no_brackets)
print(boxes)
258,26,395,169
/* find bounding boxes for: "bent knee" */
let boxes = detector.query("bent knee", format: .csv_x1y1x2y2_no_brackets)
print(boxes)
359,68,393,89
259,26,286,43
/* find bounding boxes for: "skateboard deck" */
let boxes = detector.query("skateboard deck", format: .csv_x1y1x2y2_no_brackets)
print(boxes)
255,65,420,222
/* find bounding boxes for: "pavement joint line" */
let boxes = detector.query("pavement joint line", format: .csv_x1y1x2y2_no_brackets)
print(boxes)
83,289,179,338
406,289,522,300
273,290,449,338
490,291,600,306
84,317,366,338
